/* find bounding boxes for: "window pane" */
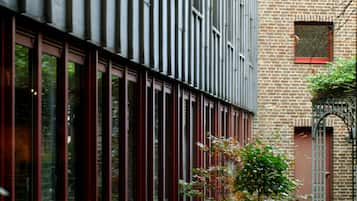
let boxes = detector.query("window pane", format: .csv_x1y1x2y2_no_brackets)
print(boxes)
67,61,84,201
97,71,104,201
165,93,173,200
192,102,197,169
184,99,190,182
295,24,330,57
15,44,33,201
154,90,162,201
111,74,120,201
128,81,138,201
41,54,58,201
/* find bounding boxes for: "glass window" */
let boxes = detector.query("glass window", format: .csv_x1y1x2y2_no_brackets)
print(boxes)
227,0,233,42
154,90,162,201
164,93,173,201
67,61,84,201
111,74,121,201
127,80,138,201
15,44,34,201
41,54,58,201
97,71,104,201
295,22,333,62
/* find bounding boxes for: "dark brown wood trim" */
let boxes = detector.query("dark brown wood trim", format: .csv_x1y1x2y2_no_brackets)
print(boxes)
172,84,178,201
137,71,148,201
33,31,43,201
0,14,15,201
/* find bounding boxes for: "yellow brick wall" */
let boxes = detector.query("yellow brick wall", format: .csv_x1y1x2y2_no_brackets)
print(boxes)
255,0,356,200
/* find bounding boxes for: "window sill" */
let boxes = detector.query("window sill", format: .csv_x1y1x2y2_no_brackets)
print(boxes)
294,57,331,64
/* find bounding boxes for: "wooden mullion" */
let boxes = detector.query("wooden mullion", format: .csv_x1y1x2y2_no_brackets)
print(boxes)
161,84,166,201
171,84,178,201
138,71,148,201
33,32,43,201
0,14,15,201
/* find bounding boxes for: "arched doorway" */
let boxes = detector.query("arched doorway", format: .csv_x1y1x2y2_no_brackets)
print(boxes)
311,95,356,201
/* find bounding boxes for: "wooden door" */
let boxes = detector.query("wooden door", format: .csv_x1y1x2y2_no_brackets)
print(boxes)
294,127,332,201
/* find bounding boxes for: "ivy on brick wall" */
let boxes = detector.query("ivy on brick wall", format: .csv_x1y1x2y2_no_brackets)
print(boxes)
306,57,356,98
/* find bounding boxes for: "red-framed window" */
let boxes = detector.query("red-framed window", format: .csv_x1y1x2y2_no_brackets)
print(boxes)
294,21,333,64
146,77,174,201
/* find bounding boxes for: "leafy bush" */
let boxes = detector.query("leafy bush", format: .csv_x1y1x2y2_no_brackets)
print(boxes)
234,142,296,201
306,57,356,98
179,135,297,201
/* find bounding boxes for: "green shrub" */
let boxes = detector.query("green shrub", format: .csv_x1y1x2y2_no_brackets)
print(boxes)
234,142,296,201
306,57,356,98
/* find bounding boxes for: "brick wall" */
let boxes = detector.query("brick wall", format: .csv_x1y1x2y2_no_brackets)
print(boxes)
255,0,356,200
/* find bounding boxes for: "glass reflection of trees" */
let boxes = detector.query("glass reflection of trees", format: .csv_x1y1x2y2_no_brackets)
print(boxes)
97,72,104,201
67,62,84,201
41,54,58,201
111,75,120,201
15,44,33,201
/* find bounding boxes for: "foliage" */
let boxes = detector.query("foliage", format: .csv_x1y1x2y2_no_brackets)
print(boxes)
234,142,296,201
306,57,356,98
179,134,242,201
179,135,297,201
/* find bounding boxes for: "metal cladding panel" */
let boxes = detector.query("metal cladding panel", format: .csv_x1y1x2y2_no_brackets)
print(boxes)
51,0,66,30
106,0,115,50
26,0,44,20
153,0,159,70
72,0,85,38
132,0,139,62
120,0,128,57
1,0,259,113
143,0,150,66
90,0,101,45
0,0,17,10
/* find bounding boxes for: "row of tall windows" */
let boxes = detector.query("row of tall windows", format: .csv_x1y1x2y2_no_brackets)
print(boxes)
9,31,253,201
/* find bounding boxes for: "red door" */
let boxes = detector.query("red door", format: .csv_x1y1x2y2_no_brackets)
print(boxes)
294,127,332,201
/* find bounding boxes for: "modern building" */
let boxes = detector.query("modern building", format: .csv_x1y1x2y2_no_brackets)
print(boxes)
0,0,258,200
255,0,356,200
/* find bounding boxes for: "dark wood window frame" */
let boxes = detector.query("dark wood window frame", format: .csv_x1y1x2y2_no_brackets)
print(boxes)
294,21,333,64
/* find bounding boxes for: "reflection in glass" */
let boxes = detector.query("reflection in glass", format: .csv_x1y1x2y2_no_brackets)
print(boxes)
165,93,173,200
67,62,84,201
128,81,138,201
97,71,104,201
111,75,120,201
15,44,33,201
154,91,162,201
41,54,58,201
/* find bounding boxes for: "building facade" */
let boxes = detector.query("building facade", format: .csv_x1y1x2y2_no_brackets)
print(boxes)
255,0,356,200
0,0,258,201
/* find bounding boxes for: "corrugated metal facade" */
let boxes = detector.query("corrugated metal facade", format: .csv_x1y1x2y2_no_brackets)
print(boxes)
0,0,258,112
